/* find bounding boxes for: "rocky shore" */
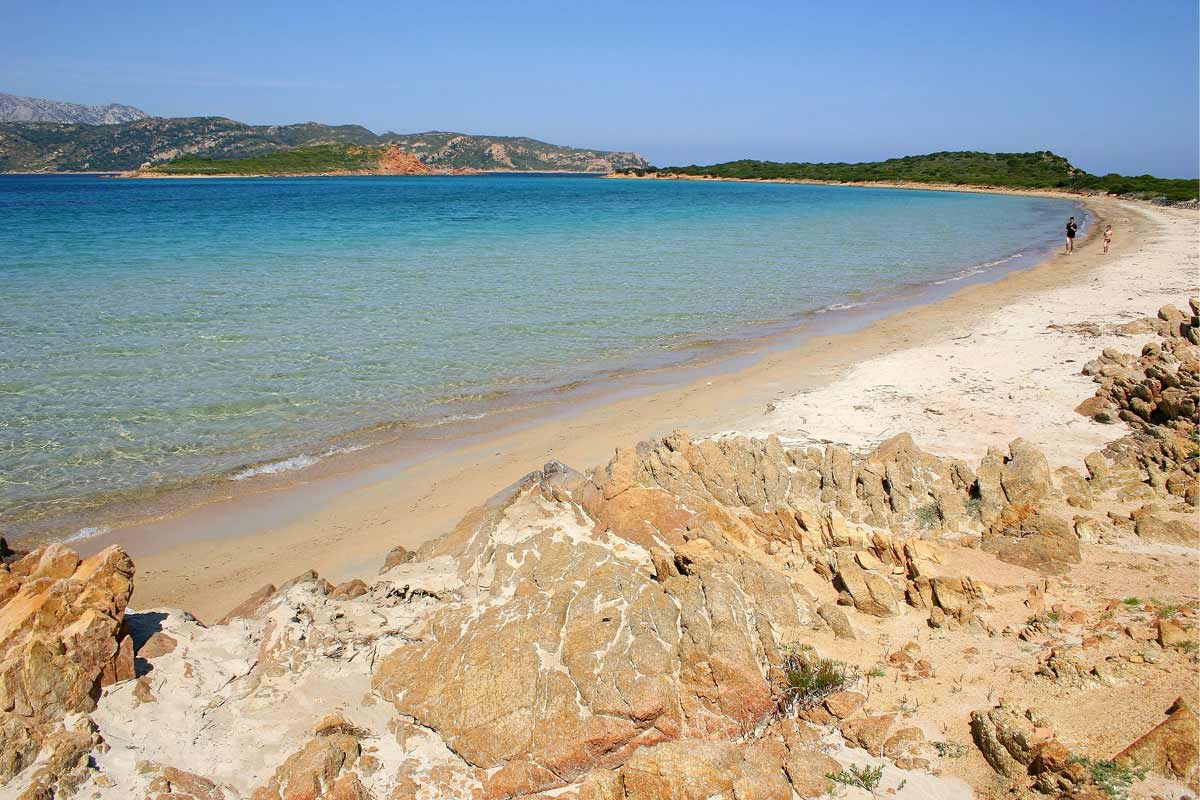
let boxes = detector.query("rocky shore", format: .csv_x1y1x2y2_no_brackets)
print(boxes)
1,297,1197,798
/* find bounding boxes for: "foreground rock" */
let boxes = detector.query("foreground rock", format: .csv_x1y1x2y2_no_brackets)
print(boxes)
2,299,1198,798
0,544,133,787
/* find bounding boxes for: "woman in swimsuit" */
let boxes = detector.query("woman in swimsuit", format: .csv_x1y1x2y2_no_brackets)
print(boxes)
1065,217,1078,254
1103,224,1113,254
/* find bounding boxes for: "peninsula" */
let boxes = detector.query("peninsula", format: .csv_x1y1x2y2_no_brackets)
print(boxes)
121,144,468,177
0,113,650,173
615,151,1200,203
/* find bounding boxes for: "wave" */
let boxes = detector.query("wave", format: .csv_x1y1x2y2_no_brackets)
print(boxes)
63,526,110,543
931,252,1023,285
815,301,869,314
228,444,367,482
425,412,488,427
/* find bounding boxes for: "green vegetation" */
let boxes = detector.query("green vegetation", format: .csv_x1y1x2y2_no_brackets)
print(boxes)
780,646,860,713
827,764,884,791
1121,597,1143,607
1069,756,1147,799
932,741,966,759
147,144,383,175
914,501,944,529
1154,601,1180,618
966,495,984,519
620,150,1198,202
0,116,650,173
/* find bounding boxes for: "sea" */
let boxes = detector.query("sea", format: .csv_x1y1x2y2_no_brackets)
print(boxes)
0,173,1081,541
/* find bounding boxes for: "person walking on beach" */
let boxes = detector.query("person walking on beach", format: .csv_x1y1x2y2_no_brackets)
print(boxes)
1065,216,1078,254
1103,224,1113,254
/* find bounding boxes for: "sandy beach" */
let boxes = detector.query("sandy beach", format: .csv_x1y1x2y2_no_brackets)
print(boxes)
85,194,1196,624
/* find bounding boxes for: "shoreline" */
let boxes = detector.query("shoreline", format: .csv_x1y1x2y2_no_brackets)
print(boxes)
79,195,1197,623
3,241,1069,547
608,170,1200,208
3,183,1081,545
114,170,610,179
16,189,1195,624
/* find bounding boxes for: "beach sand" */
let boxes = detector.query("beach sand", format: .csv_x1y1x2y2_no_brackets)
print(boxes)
98,196,1198,623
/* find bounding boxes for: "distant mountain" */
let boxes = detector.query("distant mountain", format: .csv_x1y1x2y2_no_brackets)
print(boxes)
0,116,650,173
0,92,149,124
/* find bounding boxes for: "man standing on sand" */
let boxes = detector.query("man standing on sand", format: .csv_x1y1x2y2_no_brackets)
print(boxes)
1103,224,1114,254
1065,216,1078,254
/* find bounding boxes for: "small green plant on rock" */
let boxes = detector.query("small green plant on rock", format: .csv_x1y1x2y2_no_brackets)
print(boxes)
1154,601,1180,618
827,764,884,791
1121,597,1142,607
779,645,860,714
914,501,944,529
966,495,983,519
1069,756,1148,799
932,741,966,758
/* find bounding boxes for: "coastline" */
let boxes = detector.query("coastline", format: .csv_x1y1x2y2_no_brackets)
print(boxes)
607,170,1119,201
66,193,1195,623
3,180,1079,545
112,169,610,179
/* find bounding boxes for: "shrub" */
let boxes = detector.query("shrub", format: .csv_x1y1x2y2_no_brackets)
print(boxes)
827,764,884,791
965,495,983,519
1069,756,1147,799
779,646,860,715
914,501,943,529
932,741,966,758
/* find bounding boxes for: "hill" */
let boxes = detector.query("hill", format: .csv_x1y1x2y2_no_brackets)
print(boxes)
0,91,149,124
0,116,650,173
618,151,1199,202
137,144,438,176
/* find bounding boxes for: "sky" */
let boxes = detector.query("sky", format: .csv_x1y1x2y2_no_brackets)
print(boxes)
4,0,1198,177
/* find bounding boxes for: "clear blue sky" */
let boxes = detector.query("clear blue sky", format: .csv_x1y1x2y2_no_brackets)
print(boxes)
5,0,1198,177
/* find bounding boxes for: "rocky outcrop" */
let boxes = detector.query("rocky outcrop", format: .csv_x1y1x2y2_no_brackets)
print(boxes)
1114,698,1199,791
373,465,801,795
1077,302,1200,509
376,145,431,175
971,702,1099,796
250,714,372,800
4,300,1199,798
1,430,989,797
0,544,134,785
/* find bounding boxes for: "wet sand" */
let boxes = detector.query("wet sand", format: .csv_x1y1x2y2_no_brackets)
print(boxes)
75,195,1197,623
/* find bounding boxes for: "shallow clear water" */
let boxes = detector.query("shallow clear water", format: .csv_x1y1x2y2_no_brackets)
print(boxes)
0,174,1077,531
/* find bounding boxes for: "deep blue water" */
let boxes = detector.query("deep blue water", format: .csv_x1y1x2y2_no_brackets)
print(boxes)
0,174,1077,533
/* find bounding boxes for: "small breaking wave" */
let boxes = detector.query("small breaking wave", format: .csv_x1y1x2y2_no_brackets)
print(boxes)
426,412,489,427
228,444,367,482
932,253,1023,285
815,301,869,314
64,526,110,543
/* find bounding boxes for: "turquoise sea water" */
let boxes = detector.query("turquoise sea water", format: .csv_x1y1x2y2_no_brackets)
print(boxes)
0,174,1078,536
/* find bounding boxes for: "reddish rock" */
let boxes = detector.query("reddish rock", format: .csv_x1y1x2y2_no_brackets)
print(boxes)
137,631,178,660
823,691,866,720
217,583,276,625
329,579,368,601
840,715,896,756
1114,698,1199,790
379,544,416,573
